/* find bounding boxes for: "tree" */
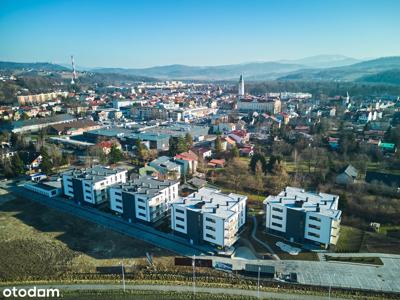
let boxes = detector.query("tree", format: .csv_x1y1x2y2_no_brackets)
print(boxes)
177,136,188,154
185,133,193,149
11,153,25,175
40,147,53,174
221,158,250,193
252,161,266,195
2,159,14,178
109,145,124,164
168,137,178,156
266,155,282,173
214,136,223,155
135,139,149,162
250,153,267,174
230,145,240,159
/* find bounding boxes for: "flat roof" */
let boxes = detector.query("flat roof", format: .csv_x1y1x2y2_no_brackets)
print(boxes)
173,187,247,220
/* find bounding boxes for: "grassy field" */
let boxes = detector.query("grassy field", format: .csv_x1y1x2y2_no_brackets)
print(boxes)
325,255,384,266
0,197,174,281
334,226,364,253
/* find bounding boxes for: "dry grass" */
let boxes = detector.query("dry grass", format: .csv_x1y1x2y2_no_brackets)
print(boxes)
0,197,174,281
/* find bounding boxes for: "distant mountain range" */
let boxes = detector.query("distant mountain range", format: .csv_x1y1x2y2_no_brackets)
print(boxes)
1,55,400,85
92,55,361,80
279,57,400,83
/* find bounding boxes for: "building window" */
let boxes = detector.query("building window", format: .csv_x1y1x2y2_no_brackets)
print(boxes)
205,217,216,223
272,207,283,213
115,192,122,196
308,232,320,238
309,224,321,230
176,216,184,222
272,214,283,220
206,225,215,231
271,222,282,228
176,208,184,214
116,205,122,210
206,233,215,239
138,212,146,217
309,216,321,222
138,205,146,210
138,198,145,203
176,224,184,229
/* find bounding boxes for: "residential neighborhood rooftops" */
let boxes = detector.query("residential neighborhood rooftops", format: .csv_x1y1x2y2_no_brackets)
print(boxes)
62,165,127,183
113,176,177,198
264,186,341,219
175,187,247,219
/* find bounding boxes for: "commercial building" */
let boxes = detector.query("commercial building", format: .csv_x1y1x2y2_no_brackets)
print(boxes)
237,98,281,114
24,181,62,198
7,114,76,133
109,176,179,224
264,187,341,249
61,165,127,206
171,187,247,249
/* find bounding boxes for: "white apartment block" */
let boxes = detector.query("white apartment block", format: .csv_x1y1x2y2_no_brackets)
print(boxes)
171,187,247,249
61,165,127,206
237,99,282,114
264,187,341,249
109,176,179,224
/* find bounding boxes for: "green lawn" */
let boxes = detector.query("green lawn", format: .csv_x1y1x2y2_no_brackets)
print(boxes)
334,226,364,253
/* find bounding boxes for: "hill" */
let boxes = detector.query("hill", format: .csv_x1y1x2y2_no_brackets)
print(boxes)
93,62,305,80
0,61,69,72
278,55,360,68
279,57,400,83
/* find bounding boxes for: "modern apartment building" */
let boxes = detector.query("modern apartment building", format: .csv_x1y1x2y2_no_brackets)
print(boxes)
109,176,179,224
61,165,127,206
264,187,341,249
171,187,247,249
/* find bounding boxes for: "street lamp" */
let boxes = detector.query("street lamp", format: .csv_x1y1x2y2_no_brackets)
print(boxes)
257,266,261,299
192,254,196,297
121,261,126,292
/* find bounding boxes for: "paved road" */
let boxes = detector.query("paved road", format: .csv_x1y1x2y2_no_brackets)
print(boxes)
202,254,400,294
251,215,280,260
0,284,352,300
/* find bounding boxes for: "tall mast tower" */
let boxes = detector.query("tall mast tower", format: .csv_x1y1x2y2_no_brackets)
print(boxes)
70,55,77,85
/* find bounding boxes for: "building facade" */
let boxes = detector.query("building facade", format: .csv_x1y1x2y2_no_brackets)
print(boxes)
61,165,127,206
264,187,341,249
171,187,247,249
237,99,281,114
109,176,179,224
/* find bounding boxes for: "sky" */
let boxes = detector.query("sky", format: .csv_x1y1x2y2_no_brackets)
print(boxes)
0,0,399,68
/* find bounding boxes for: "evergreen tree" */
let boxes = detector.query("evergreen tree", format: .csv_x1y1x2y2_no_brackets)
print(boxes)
185,133,193,149
11,153,25,175
109,145,124,164
40,147,53,174
214,136,223,154
230,145,240,158
177,136,188,154
168,137,178,156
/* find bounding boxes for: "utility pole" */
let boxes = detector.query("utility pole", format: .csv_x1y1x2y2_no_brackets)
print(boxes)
192,254,196,298
257,266,261,299
121,261,126,292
